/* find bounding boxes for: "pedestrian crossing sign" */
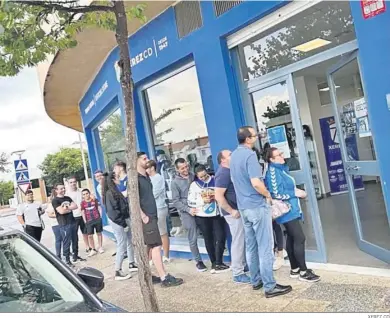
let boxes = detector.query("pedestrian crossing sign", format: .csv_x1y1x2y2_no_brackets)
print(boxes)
16,171,29,184
14,159,28,172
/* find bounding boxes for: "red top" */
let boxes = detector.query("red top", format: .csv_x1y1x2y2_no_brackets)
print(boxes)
80,199,100,223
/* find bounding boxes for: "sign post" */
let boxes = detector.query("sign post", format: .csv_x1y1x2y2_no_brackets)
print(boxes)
14,158,30,195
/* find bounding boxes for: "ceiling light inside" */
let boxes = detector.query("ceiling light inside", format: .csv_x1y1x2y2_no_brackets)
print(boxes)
292,38,332,53
319,85,340,92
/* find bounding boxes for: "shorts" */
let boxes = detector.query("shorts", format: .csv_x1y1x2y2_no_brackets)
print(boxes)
74,216,87,235
143,217,162,248
86,219,103,235
157,207,169,236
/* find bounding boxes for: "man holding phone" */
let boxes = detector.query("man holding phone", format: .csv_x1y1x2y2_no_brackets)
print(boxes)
52,184,78,266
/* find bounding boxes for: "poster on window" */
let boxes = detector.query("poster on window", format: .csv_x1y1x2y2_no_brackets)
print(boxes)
319,116,364,195
267,125,291,159
354,98,372,138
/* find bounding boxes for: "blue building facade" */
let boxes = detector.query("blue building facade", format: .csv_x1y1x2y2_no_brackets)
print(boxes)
79,0,390,266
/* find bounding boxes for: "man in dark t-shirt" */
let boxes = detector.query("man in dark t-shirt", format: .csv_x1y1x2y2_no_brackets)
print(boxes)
215,150,249,284
137,152,183,288
52,184,78,266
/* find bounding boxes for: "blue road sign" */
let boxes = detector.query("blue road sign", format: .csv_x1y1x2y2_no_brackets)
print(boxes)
16,171,30,184
14,159,28,172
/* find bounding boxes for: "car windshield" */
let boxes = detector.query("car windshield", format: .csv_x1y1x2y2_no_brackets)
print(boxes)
0,234,85,312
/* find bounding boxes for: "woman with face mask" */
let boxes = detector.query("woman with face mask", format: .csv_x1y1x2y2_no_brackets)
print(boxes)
264,147,320,283
188,163,229,274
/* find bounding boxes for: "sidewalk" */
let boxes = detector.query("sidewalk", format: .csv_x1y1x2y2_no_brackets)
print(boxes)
61,237,388,313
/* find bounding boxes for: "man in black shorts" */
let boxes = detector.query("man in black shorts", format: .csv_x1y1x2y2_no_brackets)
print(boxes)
137,152,183,288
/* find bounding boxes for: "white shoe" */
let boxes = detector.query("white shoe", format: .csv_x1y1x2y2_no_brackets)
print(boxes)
175,227,183,236
273,257,284,271
88,249,97,257
115,270,131,281
98,247,105,254
163,256,171,263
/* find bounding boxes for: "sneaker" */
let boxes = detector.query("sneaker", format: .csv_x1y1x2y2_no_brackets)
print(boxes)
163,256,171,263
129,262,139,272
152,275,161,284
88,249,98,257
265,284,292,298
196,261,207,272
211,263,230,274
86,248,92,254
115,270,131,281
273,257,284,271
98,247,105,254
253,280,264,290
299,269,320,283
72,256,86,263
290,269,300,279
233,274,251,285
161,274,184,288
65,260,74,267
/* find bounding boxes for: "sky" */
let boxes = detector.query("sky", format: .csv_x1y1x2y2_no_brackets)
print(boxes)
0,67,80,182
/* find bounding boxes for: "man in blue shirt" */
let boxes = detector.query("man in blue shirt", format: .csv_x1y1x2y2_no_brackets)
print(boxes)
113,161,128,199
230,126,292,298
215,149,250,285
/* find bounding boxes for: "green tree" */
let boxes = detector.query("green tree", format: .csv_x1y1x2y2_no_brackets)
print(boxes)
0,180,14,205
263,101,290,119
0,0,159,311
0,152,10,173
38,147,89,186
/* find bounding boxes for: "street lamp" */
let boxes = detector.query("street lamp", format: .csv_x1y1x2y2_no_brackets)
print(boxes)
10,150,26,204
73,133,90,190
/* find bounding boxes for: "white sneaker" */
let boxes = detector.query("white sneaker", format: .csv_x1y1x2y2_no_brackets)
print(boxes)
88,249,97,257
98,247,105,254
163,256,171,263
273,257,284,271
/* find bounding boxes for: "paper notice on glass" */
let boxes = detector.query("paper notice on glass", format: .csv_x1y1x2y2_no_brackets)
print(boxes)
354,98,371,137
267,125,291,159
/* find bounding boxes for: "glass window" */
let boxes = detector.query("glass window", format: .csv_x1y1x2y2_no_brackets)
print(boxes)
144,66,211,196
0,235,85,312
238,1,355,81
97,108,125,170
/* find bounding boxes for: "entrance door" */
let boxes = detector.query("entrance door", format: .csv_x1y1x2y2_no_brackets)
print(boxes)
327,51,390,263
248,74,327,263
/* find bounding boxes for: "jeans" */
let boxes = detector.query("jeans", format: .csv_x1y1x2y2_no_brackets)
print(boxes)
284,218,307,271
240,205,276,292
111,218,135,271
273,221,284,252
224,214,246,276
180,212,201,262
60,223,77,261
195,216,226,265
52,225,63,258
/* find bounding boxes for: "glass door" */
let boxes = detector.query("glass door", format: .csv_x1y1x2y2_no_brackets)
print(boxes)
327,51,390,263
248,74,327,263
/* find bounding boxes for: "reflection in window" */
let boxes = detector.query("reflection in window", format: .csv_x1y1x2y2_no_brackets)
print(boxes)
238,1,355,81
97,108,125,170
144,66,211,196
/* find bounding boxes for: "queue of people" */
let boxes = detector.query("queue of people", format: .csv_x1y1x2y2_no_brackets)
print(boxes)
16,125,319,295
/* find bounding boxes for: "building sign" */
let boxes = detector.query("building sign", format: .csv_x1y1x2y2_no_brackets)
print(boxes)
361,0,386,19
267,125,291,159
85,81,108,114
320,116,364,195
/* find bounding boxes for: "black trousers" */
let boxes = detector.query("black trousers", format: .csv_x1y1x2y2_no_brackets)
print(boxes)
283,218,307,271
195,215,226,265
25,225,43,242
272,220,284,252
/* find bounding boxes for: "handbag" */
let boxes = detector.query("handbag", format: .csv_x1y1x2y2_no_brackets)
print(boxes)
270,199,291,220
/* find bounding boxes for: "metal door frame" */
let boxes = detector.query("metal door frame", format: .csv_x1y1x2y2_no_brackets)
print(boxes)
244,73,328,263
327,50,390,263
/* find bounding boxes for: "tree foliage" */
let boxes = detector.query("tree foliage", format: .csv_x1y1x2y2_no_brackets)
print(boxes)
0,152,10,173
262,101,290,119
0,180,14,205
0,0,146,76
38,147,89,186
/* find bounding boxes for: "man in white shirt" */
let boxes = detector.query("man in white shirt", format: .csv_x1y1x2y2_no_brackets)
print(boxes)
147,159,170,263
16,190,44,242
66,176,89,258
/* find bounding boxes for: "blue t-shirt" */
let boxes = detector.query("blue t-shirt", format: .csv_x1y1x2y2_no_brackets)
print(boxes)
117,175,128,193
215,166,237,216
230,145,266,210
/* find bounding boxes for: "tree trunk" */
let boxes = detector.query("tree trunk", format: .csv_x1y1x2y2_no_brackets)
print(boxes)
113,1,160,313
